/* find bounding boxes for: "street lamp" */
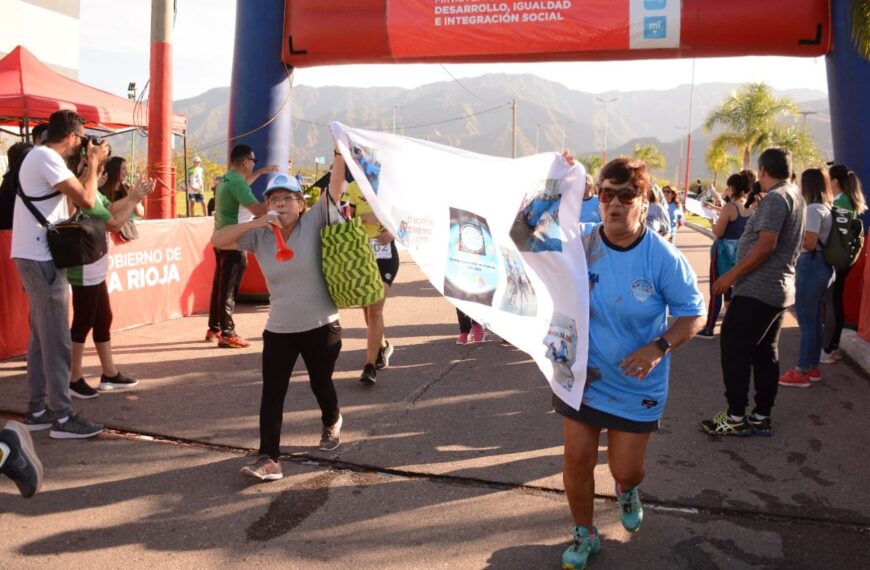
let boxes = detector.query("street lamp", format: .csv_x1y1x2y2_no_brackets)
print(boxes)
595,96,618,164
127,82,137,183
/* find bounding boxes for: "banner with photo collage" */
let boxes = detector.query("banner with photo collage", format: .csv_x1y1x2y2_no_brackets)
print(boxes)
331,122,590,409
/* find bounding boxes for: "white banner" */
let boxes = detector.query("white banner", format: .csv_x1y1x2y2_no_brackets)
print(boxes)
331,122,589,409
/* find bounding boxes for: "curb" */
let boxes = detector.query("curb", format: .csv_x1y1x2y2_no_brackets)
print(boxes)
685,221,714,239
840,329,870,377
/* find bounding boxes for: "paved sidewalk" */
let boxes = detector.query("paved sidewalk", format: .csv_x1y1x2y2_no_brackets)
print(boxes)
1,226,868,569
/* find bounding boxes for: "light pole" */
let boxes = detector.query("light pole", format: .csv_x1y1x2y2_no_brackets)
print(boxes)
682,59,696,204
535,124,540,153
595,96,618,164
127,82,136,183
673,125,686,188
392,105,398,134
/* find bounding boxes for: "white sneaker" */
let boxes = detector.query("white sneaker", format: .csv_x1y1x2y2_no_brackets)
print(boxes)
819,349,838,364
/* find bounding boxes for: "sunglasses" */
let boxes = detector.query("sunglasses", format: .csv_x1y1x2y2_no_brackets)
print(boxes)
268,193,302,204
600,186,642,205
246,156,258,164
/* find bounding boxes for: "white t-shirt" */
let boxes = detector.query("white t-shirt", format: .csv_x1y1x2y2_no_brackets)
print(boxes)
11,146,74,261
188,165,204,195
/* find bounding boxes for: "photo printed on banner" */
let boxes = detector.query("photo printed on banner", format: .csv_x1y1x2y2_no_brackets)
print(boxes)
510,178,564,252
348,141,383,193
497,246,537,317
393,208,434,253
444,207,499,306
543,313,578,390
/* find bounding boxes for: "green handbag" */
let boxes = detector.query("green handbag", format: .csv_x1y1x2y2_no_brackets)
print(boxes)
321,194,385,308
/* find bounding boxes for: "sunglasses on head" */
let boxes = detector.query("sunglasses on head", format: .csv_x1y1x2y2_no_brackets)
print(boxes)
600,186,642,205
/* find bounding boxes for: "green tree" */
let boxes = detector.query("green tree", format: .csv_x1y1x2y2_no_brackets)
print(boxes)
703,83,801,169
705,138,741,186
576,154,602,177
773,126,824,172
632,144,666,172
853,0,870,60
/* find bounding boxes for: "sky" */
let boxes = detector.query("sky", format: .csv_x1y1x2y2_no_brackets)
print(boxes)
79,0,830,101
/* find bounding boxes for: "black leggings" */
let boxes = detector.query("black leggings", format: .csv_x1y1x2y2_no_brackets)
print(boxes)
259,323,342,460
70,282,112,343
456,309,479,334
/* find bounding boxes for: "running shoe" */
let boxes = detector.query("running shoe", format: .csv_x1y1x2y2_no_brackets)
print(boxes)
319,414,343,451
456,333,469,345
471,323,486,343
0,421,44,498
70,378,99,399
807,368,823,383
778,368,811,388
359,363,377,385
240,455,283,481
616,483,644,533
695,328,716,340
700,410,752,436
23,409,56,432
561,525,601,570
219,335,251,349
747,413,773,437
98,371,140,391
819,349,837,364
205,329,221,343
49,413,103,439
375,340,394,370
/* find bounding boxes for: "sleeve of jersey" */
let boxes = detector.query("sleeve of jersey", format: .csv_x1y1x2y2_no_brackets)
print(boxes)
659,246,706,318
755,193,789,234
232,180,258,208
235,228,259,253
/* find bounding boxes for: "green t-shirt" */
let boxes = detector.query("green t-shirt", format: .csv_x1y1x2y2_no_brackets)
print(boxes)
214,170,258,230
833,193,857,218
67,192,112,286
346,181,383,239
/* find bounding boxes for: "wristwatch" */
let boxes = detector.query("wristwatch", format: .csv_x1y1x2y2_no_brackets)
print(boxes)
654,336,671,354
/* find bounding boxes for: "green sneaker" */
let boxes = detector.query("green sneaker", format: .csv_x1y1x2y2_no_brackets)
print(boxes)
562,525,601,570
699,410,752,436
616,483,644,533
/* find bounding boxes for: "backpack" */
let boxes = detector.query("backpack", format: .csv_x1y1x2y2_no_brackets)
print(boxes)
823,205,864,270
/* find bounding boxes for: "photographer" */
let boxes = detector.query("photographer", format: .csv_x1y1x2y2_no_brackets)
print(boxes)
11,110,108,439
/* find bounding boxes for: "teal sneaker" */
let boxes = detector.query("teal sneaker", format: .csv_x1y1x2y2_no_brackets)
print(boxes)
561,525,601,570
616,483,644,533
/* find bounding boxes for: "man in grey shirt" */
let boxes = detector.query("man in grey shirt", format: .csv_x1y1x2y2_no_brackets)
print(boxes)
700,147,805,437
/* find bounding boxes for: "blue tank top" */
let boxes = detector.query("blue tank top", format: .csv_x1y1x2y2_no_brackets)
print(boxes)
721,205,751,240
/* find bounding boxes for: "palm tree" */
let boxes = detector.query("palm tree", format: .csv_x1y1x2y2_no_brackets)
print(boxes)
633,144,666,172
773,126,824,173
705,138,741,186
703,83,800,169
853,0,870,60
576,154,602,177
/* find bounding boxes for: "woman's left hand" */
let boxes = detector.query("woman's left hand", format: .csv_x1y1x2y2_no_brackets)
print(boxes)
620,343,665,380
376,229,393,245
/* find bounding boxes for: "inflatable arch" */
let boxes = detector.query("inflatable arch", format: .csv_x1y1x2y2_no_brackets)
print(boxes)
227,0,870,334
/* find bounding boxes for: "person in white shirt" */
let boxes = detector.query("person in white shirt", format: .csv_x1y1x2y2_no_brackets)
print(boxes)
187,156,206,217
12,110,109,439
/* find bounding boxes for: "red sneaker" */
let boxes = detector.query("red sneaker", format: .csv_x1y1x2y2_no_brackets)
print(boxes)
778,368,811,388
218,335,251,349
470,324,486,343
205,330,221,343
456,333,469,345
807,368,823,383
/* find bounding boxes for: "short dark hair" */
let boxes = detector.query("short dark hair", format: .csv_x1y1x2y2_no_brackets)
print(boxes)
46,110,84,144
757,147,793,180
31,123,48,144
726,172,752,198
230,144,254,164
599,158,650,195
6,142,33,172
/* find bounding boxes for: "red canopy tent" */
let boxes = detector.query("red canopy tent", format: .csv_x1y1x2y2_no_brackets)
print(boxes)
0,45,186,132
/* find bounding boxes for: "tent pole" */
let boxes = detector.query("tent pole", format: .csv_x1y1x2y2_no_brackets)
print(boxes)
183,131,189,217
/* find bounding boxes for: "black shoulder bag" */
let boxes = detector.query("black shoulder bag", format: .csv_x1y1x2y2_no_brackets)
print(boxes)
16,185,108,269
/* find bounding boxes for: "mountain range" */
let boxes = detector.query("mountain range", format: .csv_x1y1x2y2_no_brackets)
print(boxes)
167,74,832,183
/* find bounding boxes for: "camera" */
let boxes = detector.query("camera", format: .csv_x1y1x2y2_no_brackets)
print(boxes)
82,136,111,157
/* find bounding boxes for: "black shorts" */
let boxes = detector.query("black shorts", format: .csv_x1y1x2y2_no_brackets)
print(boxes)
552,394,659,433
376,241,399,286
189,193,205,203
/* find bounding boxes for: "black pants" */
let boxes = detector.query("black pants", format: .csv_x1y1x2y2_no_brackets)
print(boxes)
456,309,479,334
720,295,787,417
208,248,247,337
70,282,112,343
259,323,342,460
823,265,850,351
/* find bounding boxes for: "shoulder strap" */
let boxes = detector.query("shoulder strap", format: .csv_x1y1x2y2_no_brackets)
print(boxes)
15,182,55,228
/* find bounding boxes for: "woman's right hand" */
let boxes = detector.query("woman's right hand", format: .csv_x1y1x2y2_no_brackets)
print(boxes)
255,213,282,230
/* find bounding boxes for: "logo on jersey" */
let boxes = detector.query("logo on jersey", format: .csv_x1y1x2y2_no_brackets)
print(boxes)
631,279,654,302
641,398,658,409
